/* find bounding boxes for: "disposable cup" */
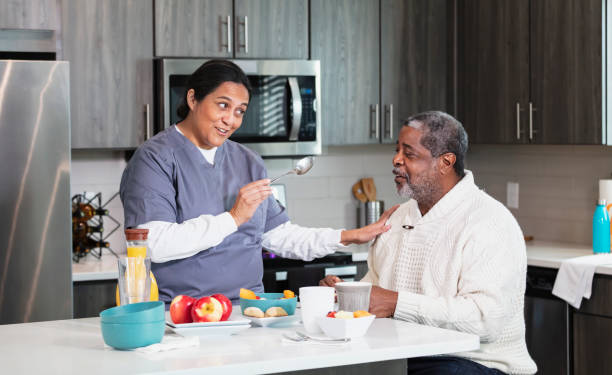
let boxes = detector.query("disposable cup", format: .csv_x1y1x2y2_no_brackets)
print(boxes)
299,286,334,334
117,257,151,305
335,281,372,312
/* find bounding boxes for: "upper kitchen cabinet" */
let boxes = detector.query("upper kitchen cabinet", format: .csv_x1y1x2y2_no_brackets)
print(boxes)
381,0,448,144
233,0,308,59
456,0,530,144
530,0,602,144
312,0,448,146
457,0,602,145
0,0,57,30
155,0,233,58
311,0,380,145
62,0,153,149
155,0,308,59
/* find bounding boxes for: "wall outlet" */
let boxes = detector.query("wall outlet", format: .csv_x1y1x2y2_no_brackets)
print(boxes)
507,182,519,209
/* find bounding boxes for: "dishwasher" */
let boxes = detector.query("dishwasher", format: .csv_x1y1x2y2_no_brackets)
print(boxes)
524,266,571,375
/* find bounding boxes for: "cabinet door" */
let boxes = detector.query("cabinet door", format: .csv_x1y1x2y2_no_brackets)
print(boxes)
456,0,530,144
381,0,447,144
155,0,233,57
573,313,612,374
311,0,380,145
530,0,602,144
234,0,308,59
0,0,57,29
63,0,153,148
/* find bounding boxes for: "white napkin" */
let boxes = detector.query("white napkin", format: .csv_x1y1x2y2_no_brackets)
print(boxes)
134,334,199,354
552,254,612,308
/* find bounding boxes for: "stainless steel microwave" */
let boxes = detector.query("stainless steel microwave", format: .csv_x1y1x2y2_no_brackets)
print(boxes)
155,59,321,157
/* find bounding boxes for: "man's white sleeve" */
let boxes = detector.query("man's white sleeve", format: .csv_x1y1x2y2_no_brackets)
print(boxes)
261,221,346,261
137,212,237,263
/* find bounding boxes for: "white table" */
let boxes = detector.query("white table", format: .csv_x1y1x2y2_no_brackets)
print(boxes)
0,316,479,374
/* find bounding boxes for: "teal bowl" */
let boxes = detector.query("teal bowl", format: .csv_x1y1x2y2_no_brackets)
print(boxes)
240,292,297,316
100,301,164,324
100,320,165,350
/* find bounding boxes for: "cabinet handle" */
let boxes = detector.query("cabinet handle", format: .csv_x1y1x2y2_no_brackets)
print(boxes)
238,16,248,53
384,104,394,139
220,15,232,53
370,104,379,139
515,102,525,140
144,104,151,140
529,102,538,140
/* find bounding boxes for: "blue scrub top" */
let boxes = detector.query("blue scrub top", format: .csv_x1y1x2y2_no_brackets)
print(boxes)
119,126,289,303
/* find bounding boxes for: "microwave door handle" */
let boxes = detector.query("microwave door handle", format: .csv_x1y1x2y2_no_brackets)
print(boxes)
288,77,302,141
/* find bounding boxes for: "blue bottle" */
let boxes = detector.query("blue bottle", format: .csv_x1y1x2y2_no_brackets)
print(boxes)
593,199,611,253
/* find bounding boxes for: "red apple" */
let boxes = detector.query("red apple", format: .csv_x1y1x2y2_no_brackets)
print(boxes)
211,293,232,321
191,296,224,322
170,295,195,324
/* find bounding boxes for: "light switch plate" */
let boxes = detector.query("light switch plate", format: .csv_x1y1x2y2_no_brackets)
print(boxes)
507,182,519,209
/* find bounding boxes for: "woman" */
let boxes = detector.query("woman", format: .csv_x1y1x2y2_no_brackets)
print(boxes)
120,60,396,304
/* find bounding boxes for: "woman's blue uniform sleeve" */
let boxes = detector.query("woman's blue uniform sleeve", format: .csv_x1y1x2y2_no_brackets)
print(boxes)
120,148,178,228
264,194,290,233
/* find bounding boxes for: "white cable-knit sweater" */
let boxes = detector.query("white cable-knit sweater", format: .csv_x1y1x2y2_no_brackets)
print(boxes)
362,171,537,374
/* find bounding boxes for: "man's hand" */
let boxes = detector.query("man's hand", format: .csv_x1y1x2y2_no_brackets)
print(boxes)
369,286,398,318
340,205,399,245
319,275,343,287
229,179,272,227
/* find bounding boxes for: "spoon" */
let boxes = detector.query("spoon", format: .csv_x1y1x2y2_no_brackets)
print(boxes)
270,156,314,183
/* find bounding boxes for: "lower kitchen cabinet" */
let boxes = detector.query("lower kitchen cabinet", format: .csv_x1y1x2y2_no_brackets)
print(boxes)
73,280,117,319
573,274,612,374
573,313,612,374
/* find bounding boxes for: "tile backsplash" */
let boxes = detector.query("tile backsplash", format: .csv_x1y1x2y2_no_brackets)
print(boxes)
467,144,612,246
71,143,612,256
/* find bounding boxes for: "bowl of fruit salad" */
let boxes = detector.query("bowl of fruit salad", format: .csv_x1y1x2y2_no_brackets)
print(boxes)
316,310,375,339
239,288,297,318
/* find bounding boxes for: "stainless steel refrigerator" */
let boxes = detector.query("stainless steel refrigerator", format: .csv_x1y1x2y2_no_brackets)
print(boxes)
0,60,72,324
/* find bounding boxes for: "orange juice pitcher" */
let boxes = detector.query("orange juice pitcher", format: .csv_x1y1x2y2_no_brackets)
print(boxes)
116,229,159,305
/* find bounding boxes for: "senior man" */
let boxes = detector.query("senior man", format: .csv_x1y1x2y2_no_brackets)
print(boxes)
321,111,536,375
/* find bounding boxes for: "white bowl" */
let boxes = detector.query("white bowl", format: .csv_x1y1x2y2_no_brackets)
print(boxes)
315,314,375,339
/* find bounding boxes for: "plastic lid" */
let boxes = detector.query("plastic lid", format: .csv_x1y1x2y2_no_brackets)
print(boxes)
125,228,148,241
598,199,607,206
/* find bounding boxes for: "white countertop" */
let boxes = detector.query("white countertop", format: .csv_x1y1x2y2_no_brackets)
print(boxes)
0,316,479,374
525,240,612,275
72,254,119,281
73,240,611,282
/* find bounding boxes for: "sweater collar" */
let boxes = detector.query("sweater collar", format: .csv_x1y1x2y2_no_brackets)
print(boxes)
407,170,478,225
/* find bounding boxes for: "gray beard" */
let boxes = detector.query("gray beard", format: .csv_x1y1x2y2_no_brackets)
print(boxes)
393,167,441,207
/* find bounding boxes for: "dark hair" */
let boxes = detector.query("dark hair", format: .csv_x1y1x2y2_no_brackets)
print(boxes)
176,59,252,120
403,111,469,177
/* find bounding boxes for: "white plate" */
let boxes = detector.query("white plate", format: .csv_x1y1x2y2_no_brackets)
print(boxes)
242,308,301,327
170,324,251,337
165,309,251,328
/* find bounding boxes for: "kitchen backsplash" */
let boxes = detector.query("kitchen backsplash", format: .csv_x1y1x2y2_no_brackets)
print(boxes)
71,144,612,255
467,144,612,245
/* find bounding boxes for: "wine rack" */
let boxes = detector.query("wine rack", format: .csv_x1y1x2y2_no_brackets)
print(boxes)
71,192,120,262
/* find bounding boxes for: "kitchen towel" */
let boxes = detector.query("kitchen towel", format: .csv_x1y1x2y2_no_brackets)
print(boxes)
552,254,612,308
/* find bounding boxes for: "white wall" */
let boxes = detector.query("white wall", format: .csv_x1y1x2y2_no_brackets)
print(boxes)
71,150,127,255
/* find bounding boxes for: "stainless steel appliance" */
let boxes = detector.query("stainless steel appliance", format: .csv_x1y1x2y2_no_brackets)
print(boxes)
524,266,571,375
155,59,321,157
0,60,72,324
